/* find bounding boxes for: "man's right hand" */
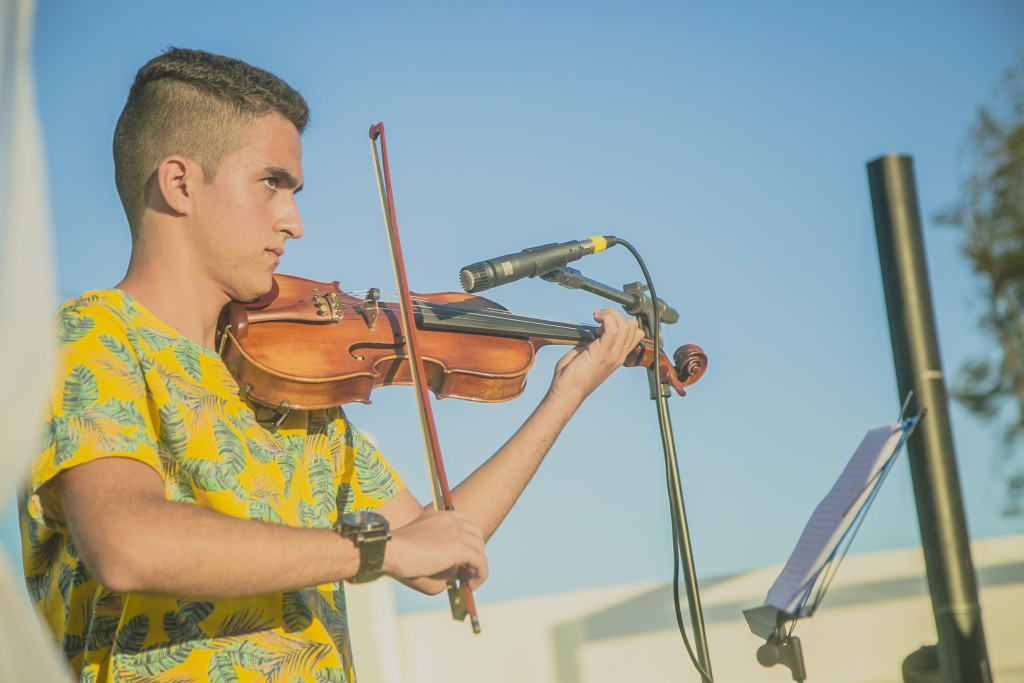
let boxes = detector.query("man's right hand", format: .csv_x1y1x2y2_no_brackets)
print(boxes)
375,493,488,594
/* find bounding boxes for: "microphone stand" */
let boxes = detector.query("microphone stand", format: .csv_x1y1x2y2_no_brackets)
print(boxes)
540,267,714,682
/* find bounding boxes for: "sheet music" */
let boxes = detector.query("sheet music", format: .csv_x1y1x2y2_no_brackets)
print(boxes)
764,423,907,615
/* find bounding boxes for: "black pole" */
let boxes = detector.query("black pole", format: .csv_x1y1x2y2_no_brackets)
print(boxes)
867,154,992,683
650,374,713,682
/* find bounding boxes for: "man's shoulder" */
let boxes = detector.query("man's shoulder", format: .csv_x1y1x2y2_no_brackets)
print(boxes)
56,289,134,332
53,289,137,346
55,289,189,352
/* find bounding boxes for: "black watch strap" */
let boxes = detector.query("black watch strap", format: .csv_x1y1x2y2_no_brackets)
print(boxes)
335,511,391,583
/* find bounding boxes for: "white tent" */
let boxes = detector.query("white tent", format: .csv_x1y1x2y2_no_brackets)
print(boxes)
0,0,71,679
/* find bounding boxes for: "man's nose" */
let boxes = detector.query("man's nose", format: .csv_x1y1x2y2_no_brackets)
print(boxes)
277,200,304,239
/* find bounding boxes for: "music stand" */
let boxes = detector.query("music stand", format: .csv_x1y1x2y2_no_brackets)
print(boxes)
743,404,924,681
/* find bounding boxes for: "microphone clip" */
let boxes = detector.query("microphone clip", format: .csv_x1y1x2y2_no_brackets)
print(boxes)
539,267,679,332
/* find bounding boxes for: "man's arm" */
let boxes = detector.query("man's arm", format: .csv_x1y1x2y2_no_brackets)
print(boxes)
55,456,487,599
377,307,642,594
451,307,643,534
57,307,637,599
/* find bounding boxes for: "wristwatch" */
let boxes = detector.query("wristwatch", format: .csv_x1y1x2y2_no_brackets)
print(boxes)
334,510,391,583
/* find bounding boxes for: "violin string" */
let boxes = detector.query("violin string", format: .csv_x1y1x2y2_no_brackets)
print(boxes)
339,290,595,335
349,289,586,327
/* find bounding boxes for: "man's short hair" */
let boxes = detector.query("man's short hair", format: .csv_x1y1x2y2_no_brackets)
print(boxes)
113,48,309,236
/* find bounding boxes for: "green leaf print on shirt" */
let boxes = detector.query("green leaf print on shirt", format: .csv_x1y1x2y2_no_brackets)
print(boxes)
339,423,398,501
97,334,145,392
45,417,74,467
276,433,305,492
308,587,349,655
62,632,86,662
246,432,283,464
37,418,55,452
314,668,348,683
216,607,275,638
57,313,94,344
70,560,90,588
56,562,76,606
203,632,332,683
99,398,148,432
283,592,314,633
178,414,251,498
50,386,151,467
86,615,119,652
62,365,99,414
157,401,189,456
213,417,247,474
353,437,398,500
115,644,190,680
297,499,318,529
307,451,336,522
151,357,222,427
206,647,244,683
171,337,204,383
26,530,62,582
24,573,50,604
135,324,174,354
163,601,213,642
247,498,286,525
336,483,354,515
113,614,149,654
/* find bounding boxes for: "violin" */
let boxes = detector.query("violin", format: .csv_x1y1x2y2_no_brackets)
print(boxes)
217,272,707,413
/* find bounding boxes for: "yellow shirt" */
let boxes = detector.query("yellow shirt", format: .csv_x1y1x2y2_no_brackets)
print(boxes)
21,290,402,683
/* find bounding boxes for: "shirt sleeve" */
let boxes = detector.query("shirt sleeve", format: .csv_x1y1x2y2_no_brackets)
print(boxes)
25,298,163,534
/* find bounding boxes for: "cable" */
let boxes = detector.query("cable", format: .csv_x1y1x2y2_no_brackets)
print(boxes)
615,237,714,683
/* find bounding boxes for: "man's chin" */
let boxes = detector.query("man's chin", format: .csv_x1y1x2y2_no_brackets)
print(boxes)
230,276,277,304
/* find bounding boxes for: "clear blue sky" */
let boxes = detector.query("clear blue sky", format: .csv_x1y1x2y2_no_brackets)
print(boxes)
4,0,1023,616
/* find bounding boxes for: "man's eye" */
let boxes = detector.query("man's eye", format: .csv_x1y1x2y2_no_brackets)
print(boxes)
262,177,279,190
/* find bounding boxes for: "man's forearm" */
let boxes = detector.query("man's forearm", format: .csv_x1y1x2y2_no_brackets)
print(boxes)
449,387,581,540
447,308,643,539
57,456,487,600
57,460,362,599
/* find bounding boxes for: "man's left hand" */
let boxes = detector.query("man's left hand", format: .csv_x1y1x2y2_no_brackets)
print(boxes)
547,308,644,406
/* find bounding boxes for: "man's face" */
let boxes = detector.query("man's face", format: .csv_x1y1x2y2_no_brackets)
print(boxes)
188,113,304,302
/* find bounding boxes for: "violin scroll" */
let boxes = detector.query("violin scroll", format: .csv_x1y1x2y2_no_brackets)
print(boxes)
674,344,707,391
624,341,707,397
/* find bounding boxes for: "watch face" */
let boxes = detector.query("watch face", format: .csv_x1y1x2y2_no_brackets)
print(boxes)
341,510,388,531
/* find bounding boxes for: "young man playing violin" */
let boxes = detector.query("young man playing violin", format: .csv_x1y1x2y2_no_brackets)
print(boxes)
20,48,642,682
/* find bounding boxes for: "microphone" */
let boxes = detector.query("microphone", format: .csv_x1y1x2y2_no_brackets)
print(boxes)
459,236,618,293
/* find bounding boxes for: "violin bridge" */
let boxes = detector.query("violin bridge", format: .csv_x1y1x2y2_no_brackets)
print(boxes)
359,288,380,330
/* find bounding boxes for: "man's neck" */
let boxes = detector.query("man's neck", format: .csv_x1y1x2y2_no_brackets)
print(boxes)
117,249,229,351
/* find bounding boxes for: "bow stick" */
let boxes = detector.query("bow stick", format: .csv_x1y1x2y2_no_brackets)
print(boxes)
369,122,481,634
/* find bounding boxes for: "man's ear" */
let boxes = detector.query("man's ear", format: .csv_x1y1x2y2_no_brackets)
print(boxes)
155,156,196,215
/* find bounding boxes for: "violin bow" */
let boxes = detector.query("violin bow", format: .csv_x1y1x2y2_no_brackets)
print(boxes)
369,122,481,634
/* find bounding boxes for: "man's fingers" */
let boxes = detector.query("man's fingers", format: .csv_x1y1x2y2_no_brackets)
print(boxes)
591,308,643,362
385,509,489,586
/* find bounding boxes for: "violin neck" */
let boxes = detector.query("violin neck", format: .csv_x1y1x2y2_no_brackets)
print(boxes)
416,302,598,343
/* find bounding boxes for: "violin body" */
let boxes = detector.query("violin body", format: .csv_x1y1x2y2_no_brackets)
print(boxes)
220,274,542,410
218,273,707,412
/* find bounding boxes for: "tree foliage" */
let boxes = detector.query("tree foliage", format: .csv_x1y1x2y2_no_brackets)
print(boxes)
937,58,1024,514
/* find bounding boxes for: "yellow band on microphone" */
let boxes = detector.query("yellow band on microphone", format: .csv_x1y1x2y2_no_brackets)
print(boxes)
588,236,608,253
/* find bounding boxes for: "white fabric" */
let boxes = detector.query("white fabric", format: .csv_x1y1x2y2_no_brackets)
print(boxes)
0,0,71,678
